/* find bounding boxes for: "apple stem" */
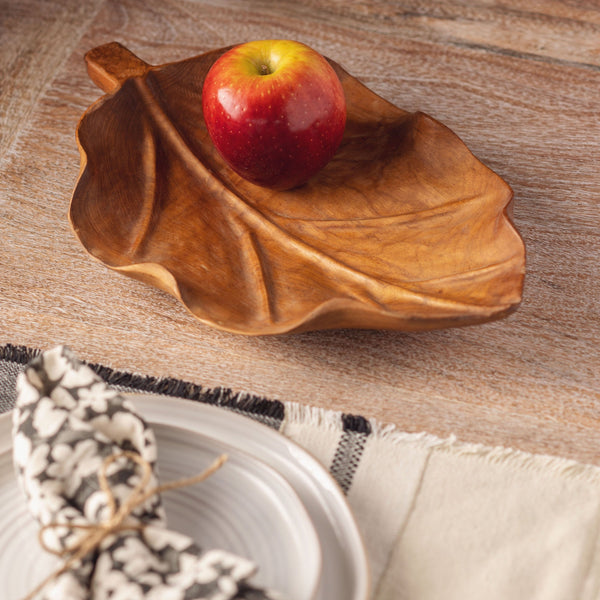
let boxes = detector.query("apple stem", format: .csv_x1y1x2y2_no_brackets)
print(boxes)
259,63,271,76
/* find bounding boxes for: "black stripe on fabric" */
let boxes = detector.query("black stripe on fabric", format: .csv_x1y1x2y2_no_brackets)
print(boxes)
342,412,372,435
0,344,41,364
90,363,285,421
330,414,372,495
0,344,285,427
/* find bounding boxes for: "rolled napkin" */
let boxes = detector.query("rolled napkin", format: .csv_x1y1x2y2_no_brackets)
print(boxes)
13,346,282,600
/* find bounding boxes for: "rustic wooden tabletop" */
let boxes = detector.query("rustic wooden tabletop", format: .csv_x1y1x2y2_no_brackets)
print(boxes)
1,1,598,464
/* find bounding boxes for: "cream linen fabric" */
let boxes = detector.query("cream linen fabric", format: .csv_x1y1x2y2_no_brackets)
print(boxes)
281,406,600,600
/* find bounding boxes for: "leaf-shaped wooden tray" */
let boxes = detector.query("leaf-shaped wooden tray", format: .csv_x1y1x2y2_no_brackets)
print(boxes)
71,42,525,335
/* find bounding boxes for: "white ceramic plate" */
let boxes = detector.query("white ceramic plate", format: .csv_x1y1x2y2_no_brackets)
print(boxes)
0,411,322,600
129,394,370,600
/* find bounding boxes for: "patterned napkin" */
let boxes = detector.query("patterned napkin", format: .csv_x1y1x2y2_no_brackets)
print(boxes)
13,346,282,600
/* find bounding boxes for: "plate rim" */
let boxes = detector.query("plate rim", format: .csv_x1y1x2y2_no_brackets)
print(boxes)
127,394,371,600
149,419,324,599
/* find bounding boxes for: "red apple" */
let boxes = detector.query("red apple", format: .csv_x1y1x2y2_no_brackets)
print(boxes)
202,39,346,190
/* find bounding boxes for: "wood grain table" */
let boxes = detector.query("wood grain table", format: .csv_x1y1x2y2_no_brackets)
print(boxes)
2,1,599,464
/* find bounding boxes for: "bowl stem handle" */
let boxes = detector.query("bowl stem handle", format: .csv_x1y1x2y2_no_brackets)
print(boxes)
84,42,150,93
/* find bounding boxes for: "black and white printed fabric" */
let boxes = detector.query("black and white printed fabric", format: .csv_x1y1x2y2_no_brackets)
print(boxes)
13,346,282,600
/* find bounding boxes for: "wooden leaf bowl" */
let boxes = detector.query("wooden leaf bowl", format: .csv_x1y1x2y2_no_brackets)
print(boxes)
70,42,525,335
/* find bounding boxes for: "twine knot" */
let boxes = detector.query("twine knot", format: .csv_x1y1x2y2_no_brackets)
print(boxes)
24,451,228,600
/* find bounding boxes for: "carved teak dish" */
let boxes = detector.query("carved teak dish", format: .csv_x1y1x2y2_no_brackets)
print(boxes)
70,42,525,335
